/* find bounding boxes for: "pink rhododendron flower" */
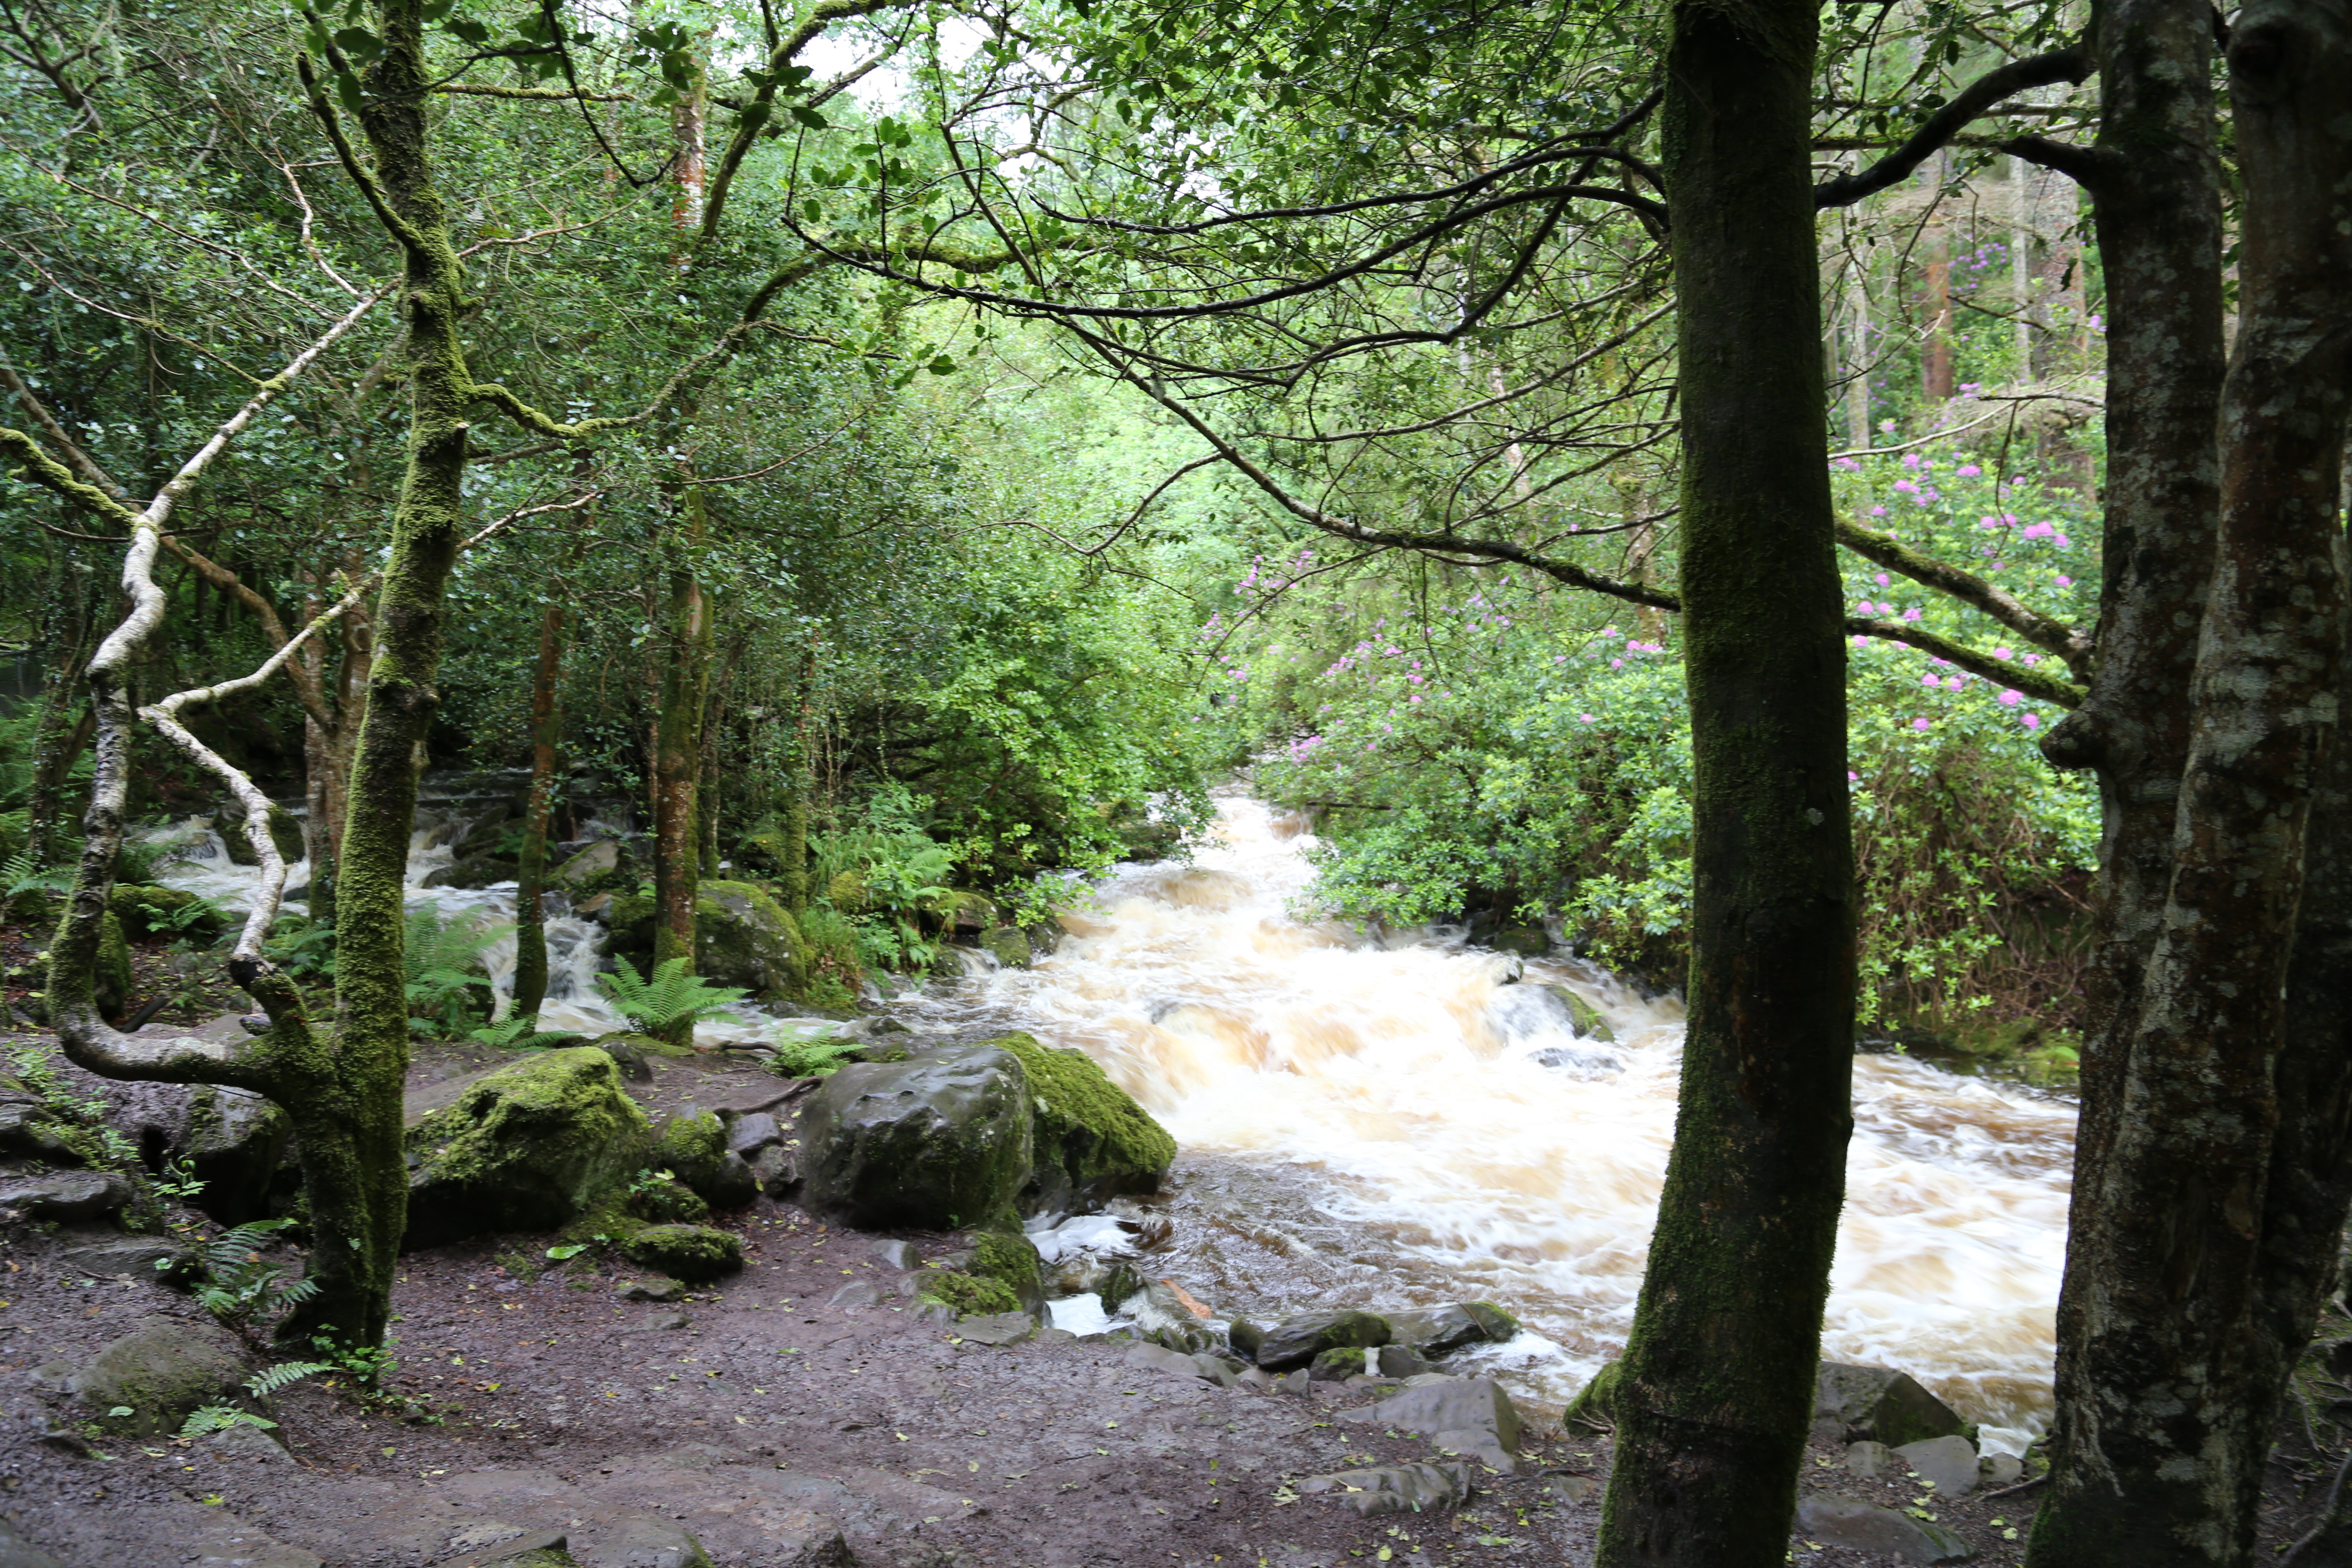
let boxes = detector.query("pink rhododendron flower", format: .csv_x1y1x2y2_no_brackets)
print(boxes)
1912,717,1931,731
1999,689,2022,707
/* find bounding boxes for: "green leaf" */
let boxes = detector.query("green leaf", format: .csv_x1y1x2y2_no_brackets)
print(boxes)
790,106,829,129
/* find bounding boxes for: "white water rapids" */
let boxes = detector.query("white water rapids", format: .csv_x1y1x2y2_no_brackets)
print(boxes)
146,789,2073,1451
898,793,2074,1454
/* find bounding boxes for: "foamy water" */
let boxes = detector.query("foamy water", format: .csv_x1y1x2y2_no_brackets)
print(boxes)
147,790,2072,1446
900,793,2073,1451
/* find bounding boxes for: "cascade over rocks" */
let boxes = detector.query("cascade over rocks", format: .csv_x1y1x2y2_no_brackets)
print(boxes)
402,1047,650,1249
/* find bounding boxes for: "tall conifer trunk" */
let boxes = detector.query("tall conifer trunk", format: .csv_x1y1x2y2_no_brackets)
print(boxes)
1593,0,1855,1560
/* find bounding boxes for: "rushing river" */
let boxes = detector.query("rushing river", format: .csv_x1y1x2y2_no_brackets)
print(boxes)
148,786,2073,1452
898,792,2075,1453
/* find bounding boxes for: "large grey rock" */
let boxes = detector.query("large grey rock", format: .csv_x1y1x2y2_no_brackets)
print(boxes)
1256,1309,1392,1370
1350,1377,1524,1472
0,1101,82,1164
1795,1494,1975,1564
1485,985,1620,1067
725,1111,781,1156
186,1084,294,1225
1815,1363,1967,1447
77,1313,248,1436
798,1045,1033,1231
1384,1302,1519,1357
61,1236,192,1279
1896,1434,1981,1498
1296,1461,1470,1517
553,841,620,885
1979,1450,2025,1488
868,1239,920,1270
1125,1341,1208,1381
404,1048,651,1249
0,1170,132,1222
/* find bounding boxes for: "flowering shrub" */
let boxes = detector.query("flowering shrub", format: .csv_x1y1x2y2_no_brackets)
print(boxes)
1229,441,2102,1032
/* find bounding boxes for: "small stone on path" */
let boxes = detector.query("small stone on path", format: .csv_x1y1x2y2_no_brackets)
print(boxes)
1895,1434,1980,1497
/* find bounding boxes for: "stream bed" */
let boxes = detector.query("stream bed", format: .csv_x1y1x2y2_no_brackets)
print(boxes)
147,784,2073,1453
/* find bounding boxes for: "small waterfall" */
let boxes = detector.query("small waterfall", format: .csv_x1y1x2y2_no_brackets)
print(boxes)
137,791,812,1047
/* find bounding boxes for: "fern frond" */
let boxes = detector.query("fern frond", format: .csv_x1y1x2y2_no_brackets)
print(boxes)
275,1275,322,1306
245,1360,335,1398
202,1218,294,1274
594,956,750,1032
180,1403,279,1437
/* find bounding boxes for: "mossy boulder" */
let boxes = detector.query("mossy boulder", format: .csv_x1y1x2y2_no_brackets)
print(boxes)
985,1032,1175,1213
620,1223,742,1282
1255,1309,1392,1371
78,1314,248,1436
184,1084,294,1227
609,880,812,1000
1546,986,1617,1044
799,1043,1034,1231
919,1269,1021,1317
403,1047,651,1249
654,1110,758,1209
631,1175,710,1225
970,1228,1047,1316
980,927,1033,969
108,884,225,942
1564,1358,1623,1426
826,870,867,911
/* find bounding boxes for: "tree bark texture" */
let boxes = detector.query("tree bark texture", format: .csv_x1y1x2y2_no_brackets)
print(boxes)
2026,1,2228,1543
1592,0,1856,1562
2030,2,2352,1561
512,594,567,1022
650,484,712,1044
295,0,483,1348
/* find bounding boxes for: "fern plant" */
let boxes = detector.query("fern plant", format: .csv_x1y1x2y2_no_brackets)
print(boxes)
177,1360,336,1437
769,1032,862,1079
194,1219,319,1329
594,956,748,1035
404,906,511,1038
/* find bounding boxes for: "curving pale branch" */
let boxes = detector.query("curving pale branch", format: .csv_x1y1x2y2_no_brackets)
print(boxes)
141,582,373,961
1,285,386,1080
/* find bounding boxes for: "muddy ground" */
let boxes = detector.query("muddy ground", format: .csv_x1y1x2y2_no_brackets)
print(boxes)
0,1025,2346,1567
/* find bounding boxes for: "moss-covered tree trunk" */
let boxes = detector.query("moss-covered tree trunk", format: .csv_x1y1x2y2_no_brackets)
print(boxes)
649,485,712,1046
1592,0,1855,1561
2027,2,2352,1561
512,593,567,1022
779,641,817,913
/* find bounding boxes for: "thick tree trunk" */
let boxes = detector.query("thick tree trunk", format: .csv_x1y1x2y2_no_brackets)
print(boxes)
287,0,481,1349
2029,3,2352,1561
2022,2,2228,1549
649,486,712,1045
1592,0,1855,1562
512,594,567,1022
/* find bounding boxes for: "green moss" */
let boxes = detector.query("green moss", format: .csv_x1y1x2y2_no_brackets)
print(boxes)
656,1110,726,1172
1464,1301,1520,1342
970,1228,1044,1314
402,1047,652,1248
919,1269,1020,1317
619,1223,742,1282
108,885,224,942
95,910,132,1018
1565,1358,1622,1426
983,1032,1176,1203
631,1176,709,1225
